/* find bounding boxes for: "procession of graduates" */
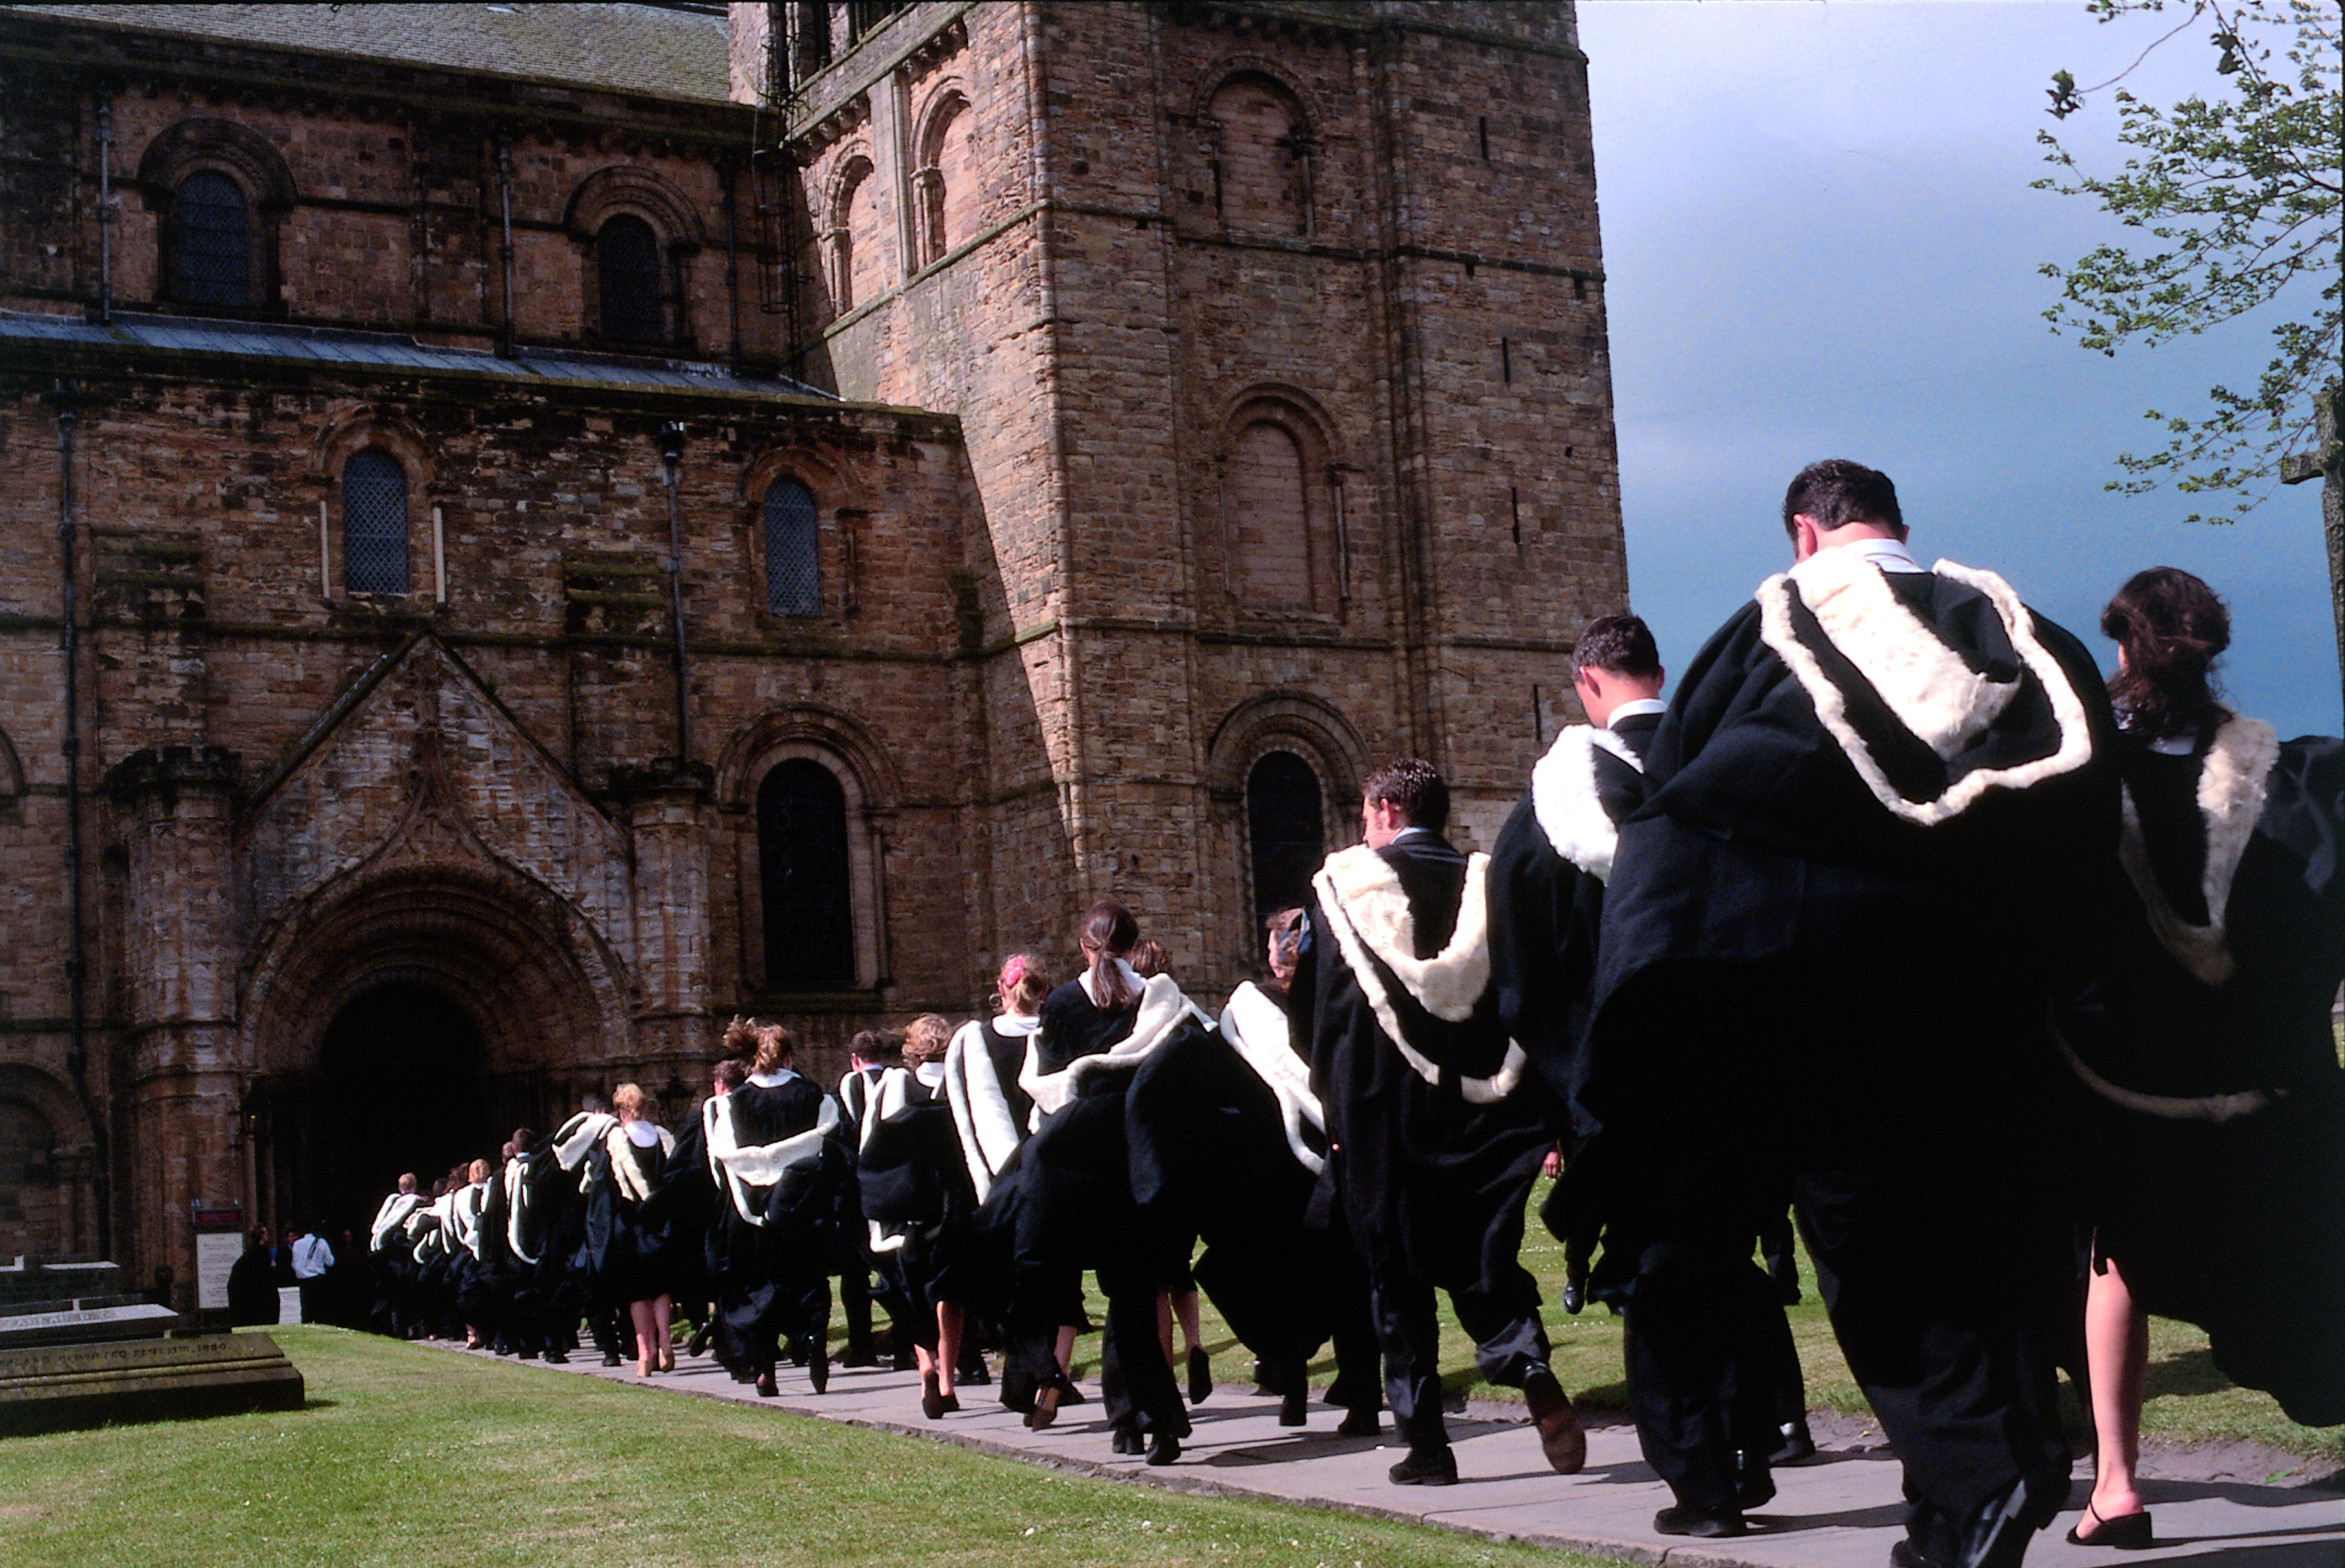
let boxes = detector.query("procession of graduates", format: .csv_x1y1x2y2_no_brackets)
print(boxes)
361,459,2345,1568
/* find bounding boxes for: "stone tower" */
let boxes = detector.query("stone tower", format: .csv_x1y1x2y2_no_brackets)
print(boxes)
738,0,1627,975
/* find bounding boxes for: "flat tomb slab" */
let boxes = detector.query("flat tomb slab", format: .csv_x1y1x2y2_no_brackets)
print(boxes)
0,1332,304,1437
0,1299,184,1349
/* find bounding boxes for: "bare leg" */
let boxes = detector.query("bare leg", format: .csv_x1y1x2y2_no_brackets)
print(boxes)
1173,1288,1203,1358
652,1293,674,1369
629,1299,657,1375
938,1302,964,1398
2082,1256,2149,1528
1054,1323,1078,1379
1157,1289,1176,1366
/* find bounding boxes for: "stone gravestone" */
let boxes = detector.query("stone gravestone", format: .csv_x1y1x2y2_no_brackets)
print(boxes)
0,1288,304,1436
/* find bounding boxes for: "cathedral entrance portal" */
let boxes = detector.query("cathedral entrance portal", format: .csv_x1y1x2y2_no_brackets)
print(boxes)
299,983,493,1238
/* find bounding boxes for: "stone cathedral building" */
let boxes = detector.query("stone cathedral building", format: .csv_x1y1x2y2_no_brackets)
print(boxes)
0,1,1626,1299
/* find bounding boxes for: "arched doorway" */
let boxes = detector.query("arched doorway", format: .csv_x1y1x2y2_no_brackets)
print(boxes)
310,983,489,1228
0,1099,63,1258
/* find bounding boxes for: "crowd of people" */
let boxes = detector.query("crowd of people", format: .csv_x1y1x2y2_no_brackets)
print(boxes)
349,458,2342,1568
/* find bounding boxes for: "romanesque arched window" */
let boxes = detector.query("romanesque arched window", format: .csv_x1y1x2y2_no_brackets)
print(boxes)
1207,74,1311,237
597,214,665,346
762,478,822,616
914,93,976,268
174,170,252,308
1228,419,1313,610
758,758,855,990
839,157,885,311
1246,749,1324,926
343,448,410,596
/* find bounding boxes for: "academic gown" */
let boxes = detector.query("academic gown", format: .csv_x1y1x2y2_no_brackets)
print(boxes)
858,1064,978,1349
2076,720,2345,1426
1293,828,1556,1452
1296,832,1554,1300
992,967,1203,1438
1585,548,2120,1547
707,1073,841,1378
1120,979,1376,1406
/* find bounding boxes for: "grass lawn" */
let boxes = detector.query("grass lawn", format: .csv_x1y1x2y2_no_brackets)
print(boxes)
1126,1176,2343,1467
0,1326,1636,1568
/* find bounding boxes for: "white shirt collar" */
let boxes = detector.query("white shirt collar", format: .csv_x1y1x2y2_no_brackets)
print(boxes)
1389,825,1438,843
747,1069,799,1089
1831,536,1926,573
1606,698,1668,725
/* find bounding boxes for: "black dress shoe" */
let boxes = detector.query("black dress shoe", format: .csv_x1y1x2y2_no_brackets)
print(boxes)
1146,1432,1181,1466
685,1325,713,1359
1388,1447,1458,1486
1336,1409,1381,1438
1732,1449,1776,1511
1653,1504,1745,1538
1111,1420,1142,1455
1523,1367,1587,1475
602,1351,622,1368
922,1371,946,1420
838,1343,879,1369
1889,1542,1947,1568
1187,1345,1212,1404
1771,1422,1818,1466
541,1348,567,1365
1561,1268,1587,1315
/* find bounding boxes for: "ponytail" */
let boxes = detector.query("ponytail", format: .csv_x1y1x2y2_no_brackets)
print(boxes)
1080,898,1142,1012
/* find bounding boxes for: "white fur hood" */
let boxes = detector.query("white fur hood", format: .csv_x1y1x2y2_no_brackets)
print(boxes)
1530,724,1642,881
1755,550,2094,826
1022,973,1195,1121
2118,712,2278,985
1311,843,1526,1104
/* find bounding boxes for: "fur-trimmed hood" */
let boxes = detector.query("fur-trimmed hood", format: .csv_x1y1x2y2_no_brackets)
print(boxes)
1754,549,2095,826
552,1111,618,1173
945,1015,1034,1201
2118,712,2278,985
370,1191,422,1254
604,1120,677,1205
1531,725,1643,881
1022,973,1196,1120
1219,981,1326,1174
707,1091,839,1227
1313,843,1526,1103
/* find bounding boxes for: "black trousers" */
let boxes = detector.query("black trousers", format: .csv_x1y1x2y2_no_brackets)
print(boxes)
1368,1261,1547,1452
1597,961,2076,1543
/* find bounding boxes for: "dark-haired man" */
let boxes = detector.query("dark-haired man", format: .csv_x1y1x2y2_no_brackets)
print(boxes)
1585,460,2116,1565
1294,758,1585,1486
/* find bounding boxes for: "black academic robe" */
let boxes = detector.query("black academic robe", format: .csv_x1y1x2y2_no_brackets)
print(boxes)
1582,550,2120,1536
1295,830,1554,1294
1488,709,1659,1129
859,1067,978,1339
709,1074,840,1375
2078,722,2345,1426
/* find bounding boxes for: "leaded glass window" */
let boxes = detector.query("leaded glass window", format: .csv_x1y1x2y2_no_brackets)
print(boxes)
174,171,251,309
343,449,410,595
1247,750,1324,926
763,479,821,617
758,758,855,990
597,214,664,346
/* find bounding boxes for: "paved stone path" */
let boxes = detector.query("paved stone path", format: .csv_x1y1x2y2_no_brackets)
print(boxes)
443,1342,2343,1567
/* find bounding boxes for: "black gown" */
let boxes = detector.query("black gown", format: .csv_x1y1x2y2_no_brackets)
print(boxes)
708,1073,841,1383
1292,828,1557,1454
2076,719,2345,1426
1586,549,2118,1550
859,1065,978,1350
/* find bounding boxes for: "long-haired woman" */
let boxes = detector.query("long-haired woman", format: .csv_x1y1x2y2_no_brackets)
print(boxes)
2068,567,2345,1547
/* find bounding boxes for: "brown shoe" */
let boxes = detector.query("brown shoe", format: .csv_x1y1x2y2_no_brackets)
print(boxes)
1523,1367,1586,1474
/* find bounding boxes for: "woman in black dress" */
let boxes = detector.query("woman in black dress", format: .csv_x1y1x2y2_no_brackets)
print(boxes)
604,1084,679,1376
2068,568,2345,1547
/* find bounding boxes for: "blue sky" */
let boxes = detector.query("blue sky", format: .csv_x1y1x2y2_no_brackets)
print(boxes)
1579,0,2339,738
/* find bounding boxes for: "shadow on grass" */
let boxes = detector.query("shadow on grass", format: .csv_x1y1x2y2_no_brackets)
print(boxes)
2146,1346,2240,1401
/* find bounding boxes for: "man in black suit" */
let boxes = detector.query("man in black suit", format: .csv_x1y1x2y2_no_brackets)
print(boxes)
1293,758,1584,1487
1584,460,2118,1565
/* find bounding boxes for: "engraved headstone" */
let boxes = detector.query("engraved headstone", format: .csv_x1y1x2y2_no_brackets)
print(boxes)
0,1333,305,1436
0,1297,183,1350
